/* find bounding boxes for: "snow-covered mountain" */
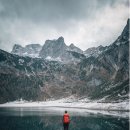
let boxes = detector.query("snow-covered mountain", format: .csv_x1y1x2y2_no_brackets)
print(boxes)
67,43,83,53
11,44,42,58
39,36,83,63
83,45,107,58
11,17,129,62
11,37,114,64
11,37,84,63
0,19,129,104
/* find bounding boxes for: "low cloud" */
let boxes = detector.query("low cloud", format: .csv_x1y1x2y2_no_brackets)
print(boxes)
0,0,129,52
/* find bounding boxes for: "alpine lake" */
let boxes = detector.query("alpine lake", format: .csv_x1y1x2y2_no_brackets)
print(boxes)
0,107,129,130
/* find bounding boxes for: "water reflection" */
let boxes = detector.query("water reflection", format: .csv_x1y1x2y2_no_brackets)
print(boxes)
0,107,129,130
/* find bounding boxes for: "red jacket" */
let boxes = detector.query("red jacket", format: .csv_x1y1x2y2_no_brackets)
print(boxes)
63,113,70,123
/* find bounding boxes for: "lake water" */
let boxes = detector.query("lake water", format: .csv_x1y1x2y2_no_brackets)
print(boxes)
0,107,129,130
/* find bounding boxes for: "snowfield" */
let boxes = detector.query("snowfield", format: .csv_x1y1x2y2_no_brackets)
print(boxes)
0,97,129,111
0,97,129,118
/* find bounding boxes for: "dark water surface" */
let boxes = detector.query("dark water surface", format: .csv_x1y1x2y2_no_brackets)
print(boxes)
0,107,129,130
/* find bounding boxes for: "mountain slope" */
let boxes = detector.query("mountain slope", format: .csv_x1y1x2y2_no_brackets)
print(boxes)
78,19,129,101
0,19,129,104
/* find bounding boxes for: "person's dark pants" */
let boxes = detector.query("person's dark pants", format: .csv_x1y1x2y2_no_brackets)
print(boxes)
63,123,69,130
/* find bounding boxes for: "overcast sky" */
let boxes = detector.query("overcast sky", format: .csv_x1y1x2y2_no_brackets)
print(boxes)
0,0,129,52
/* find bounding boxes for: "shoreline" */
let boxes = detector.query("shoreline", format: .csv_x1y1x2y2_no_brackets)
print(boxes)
0,105,129,112
0,100,129,112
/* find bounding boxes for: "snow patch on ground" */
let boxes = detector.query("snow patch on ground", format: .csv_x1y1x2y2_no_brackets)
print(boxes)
45,56,62,62
0,97,129,112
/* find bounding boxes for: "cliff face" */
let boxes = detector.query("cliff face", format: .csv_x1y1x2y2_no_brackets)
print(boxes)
11,44,42,58
77,19,129,101
0,19,129,103
39,37,66,58
39,36,83,63
12,37,83,63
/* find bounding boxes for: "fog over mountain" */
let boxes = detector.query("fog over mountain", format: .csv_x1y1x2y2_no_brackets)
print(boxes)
0,0,129,52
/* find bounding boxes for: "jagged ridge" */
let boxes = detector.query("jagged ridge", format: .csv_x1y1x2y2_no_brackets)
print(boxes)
0,19,129,104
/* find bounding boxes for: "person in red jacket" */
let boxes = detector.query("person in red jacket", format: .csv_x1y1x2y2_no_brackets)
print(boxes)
63,110,70,130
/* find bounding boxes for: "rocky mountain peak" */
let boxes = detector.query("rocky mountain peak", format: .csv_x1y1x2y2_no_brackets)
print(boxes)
68,43,83,54
44,36,65,47
39,37,67,59
84,45,106,58
69,43,75,48
113,19,129,46
11,44,23,54
11,44,42,57
13,44,22,48
57,36,64,43
120,18,129,41
12,44,23,51
39,37,84,63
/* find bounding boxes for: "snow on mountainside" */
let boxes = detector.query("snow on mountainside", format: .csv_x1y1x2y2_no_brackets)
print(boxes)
11,36,109,63
67,43,83,54
11,18,129,62
11,44,42,58
39,36,84,63
0,19,129,106
11,37,84,63
83,45,107,58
